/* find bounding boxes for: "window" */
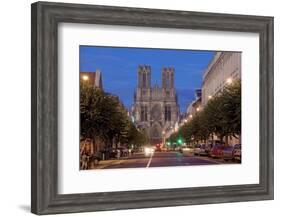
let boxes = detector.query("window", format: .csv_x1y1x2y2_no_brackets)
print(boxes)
166,78,170,88
165,106,171,121
141,106,144,121
142,73,146,87
144,106,148,121
141,106,148,121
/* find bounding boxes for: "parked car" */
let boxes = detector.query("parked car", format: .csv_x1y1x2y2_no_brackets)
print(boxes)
210,144,224,158
155,146,162,152
194,144,207,156
199,144,208,156
109,149,117,158
205,143,213,156
194,144,201,156
233,144,241,162
221,146,235,161
119,147,129,157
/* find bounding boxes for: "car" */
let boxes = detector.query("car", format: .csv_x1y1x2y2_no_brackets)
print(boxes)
233,144,241,162
210,144,224,158
198,144,208,156
182,146,194,155
194,144,201,156
109,149,117,158
194,144,207,156
205,143,213,156
221,146,235,161
144,146,155,156
118,147,129,157
155,146,162,152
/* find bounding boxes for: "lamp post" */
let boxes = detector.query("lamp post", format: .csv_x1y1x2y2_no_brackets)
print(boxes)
82,75,89,81
226,77,232,84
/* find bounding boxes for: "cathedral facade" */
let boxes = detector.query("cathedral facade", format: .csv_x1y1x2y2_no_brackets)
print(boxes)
132,65,179,145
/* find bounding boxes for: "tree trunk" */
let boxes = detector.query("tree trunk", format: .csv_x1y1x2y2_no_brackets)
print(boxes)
220,135,224,146
225,135,229,147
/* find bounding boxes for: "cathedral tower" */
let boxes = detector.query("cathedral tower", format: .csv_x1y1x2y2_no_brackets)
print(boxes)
162,67,174,89
138,65,151,88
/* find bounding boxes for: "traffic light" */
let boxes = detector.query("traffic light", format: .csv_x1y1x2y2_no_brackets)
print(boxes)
177,138,183,145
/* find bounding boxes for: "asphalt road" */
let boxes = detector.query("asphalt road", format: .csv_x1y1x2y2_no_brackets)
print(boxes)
95,151,238,169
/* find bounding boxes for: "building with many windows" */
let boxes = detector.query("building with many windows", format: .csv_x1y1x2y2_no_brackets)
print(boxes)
186,89,202,121
202,52,241,106
80,70,103,89
132,65,179,145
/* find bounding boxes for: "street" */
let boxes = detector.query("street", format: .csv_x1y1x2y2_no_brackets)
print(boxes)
94,151,237,169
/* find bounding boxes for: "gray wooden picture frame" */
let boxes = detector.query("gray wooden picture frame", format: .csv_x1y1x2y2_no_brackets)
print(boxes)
31,1,274,215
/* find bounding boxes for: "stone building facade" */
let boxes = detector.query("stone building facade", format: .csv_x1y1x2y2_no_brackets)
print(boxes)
186,89,202,120
202,52,241,106
80,70,103,89
132,65,179,145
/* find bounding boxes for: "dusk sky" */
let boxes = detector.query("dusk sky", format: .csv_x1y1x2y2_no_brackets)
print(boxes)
80,46,215,112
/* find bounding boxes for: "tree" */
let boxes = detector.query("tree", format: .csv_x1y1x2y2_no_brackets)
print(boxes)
182,123,192,145
127,123,149,148
80,82,149,153
203,94,227,143
169,80,241,146
221,80,241,136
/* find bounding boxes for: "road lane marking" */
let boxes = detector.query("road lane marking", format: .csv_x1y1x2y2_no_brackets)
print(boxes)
146,154,153,168
195,156,220,164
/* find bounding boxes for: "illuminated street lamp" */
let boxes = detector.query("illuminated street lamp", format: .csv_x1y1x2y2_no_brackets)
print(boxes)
208,95,212,99
82,75,89,81
196,107,200,112
189,114,193,119
226,77,232,84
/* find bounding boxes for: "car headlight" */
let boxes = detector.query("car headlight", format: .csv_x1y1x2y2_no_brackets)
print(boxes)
144,147,151,155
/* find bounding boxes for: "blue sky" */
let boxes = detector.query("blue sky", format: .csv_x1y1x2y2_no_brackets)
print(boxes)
80,46,214,112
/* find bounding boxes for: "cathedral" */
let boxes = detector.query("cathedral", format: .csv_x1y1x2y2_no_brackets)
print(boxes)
132,65,179,145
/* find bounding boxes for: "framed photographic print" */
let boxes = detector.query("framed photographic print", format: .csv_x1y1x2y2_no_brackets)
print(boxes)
31,1,274,215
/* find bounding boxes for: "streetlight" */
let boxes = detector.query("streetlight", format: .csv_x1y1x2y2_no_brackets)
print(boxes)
82,75,89,81
196,107,200,112
189,114,193,119
208,95,212,99
226,77,232,84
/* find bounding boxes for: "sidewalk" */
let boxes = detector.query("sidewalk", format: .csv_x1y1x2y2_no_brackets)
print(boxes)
92,157,129,169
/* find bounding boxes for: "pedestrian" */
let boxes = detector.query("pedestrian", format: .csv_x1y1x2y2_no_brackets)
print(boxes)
117,149,121,159
80,138,92,169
